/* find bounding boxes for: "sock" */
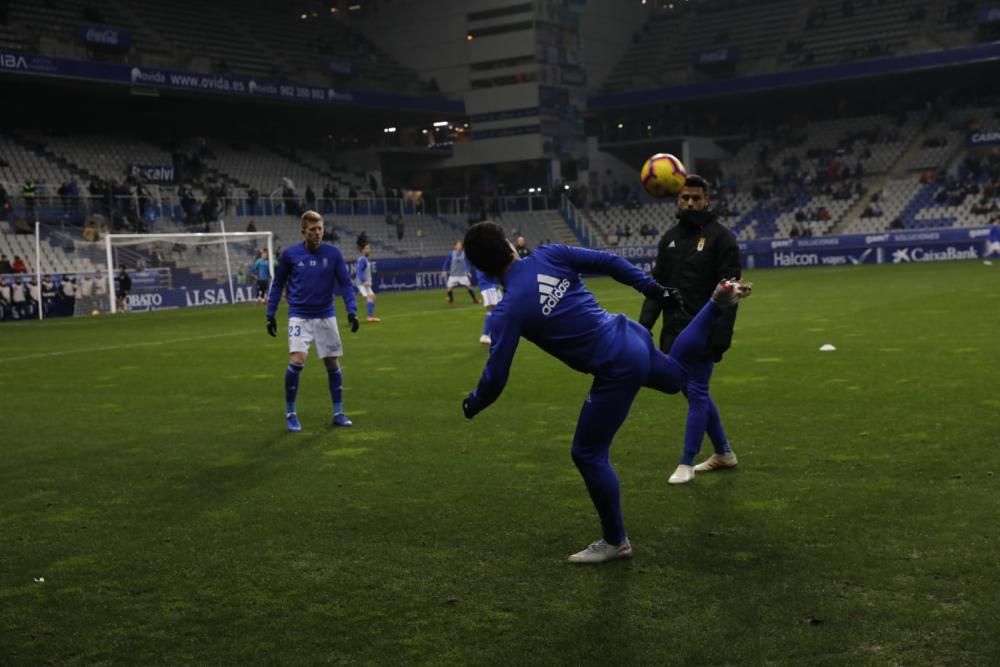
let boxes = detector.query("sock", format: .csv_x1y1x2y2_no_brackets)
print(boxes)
327,366,343,414
447,289,453,302
705,399,732,455
366,300,375,318
285,363,304,413
482,311,492,336
468,288,477,302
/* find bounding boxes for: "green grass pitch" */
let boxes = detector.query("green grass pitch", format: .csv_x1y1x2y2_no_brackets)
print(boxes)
2,260,999,666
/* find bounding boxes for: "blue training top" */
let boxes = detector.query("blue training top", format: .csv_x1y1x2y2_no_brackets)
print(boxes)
471,244,656,410
356,255,371,285
443,250,470,277
990,223,1000,243
474,266,498,291
253,258,270,281
267,242,357,319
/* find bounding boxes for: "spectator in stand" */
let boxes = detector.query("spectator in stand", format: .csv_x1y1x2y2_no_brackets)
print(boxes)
514,236,531,258
322,184,334,213
27,277,39,319
41,275,56,315
116,267,131,313
0,254,12,274
22,180,37,221
0,278,10,320
12,255,28,274
305,185,317,210
78,273,95,302
11,277,26,319
247,187,260,215
60,275,76,307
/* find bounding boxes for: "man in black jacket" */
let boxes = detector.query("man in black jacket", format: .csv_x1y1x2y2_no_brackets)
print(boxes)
638,175,743,484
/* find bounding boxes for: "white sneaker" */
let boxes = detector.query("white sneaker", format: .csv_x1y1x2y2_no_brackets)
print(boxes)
693,452,738,472
985,260,994,266
568,537,632,563
479,334,492,345
668,464,695,484
711,278,752,306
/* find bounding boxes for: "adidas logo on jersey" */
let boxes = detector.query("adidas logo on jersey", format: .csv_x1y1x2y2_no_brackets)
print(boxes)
538,274,571,316
668,240,676,248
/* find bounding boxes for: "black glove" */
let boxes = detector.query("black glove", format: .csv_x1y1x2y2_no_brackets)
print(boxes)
266,315,277,337
642,283,684,312
348,313,359,333
462,393,482,419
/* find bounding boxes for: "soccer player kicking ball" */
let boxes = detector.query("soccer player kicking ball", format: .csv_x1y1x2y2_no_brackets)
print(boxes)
266,211,360,432
461,222,751,564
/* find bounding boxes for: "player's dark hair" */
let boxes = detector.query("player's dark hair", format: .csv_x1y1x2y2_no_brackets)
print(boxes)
684,174,709,192
464,221,514,277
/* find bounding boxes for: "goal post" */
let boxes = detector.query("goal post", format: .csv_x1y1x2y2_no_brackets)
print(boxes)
103,230,274,314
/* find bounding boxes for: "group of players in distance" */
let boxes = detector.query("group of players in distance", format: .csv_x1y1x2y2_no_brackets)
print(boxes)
266,155,752,563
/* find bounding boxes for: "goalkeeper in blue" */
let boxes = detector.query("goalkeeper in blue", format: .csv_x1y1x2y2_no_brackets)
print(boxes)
461,222,751,563
266,211,360,432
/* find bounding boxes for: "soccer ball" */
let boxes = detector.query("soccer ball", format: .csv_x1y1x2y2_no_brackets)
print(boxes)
640,153,687,198
91,309,100,316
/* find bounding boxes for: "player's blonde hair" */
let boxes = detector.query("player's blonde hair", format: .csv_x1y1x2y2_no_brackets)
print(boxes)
301,210,323,232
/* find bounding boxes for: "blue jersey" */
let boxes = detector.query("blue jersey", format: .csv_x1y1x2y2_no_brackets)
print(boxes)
474,266,498,290
356,255,371,285
443,250,470,277
990,224,1000,243
267,242,357,319
253,258,270,281
471,245,656,409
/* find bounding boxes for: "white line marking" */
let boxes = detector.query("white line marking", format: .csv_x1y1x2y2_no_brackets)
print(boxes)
3,330,255,363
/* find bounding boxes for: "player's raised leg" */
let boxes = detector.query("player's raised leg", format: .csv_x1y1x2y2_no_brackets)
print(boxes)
670,279,751,371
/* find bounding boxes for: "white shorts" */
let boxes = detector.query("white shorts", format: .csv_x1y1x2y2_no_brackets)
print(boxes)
480,287,502,307
987,241,1000,254
288,316,344,359
447,275,471,288
358,283,375,298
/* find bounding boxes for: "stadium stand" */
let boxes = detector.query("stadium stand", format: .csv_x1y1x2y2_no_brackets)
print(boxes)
603,0,991,91
3,0,427,95
782,0,929,68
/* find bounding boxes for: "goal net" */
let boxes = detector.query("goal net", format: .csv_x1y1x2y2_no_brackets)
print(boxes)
99,229,275,315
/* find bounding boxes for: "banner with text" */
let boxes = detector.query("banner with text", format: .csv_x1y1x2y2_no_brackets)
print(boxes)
968,129,1000,146
0,50,463,114
608,227,992,272
80,26,130,49
128,164,175,183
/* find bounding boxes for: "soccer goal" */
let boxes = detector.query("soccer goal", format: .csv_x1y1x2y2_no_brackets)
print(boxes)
99,227,274,315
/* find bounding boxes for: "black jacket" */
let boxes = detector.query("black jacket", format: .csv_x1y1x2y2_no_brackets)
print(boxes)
639,212,742,360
